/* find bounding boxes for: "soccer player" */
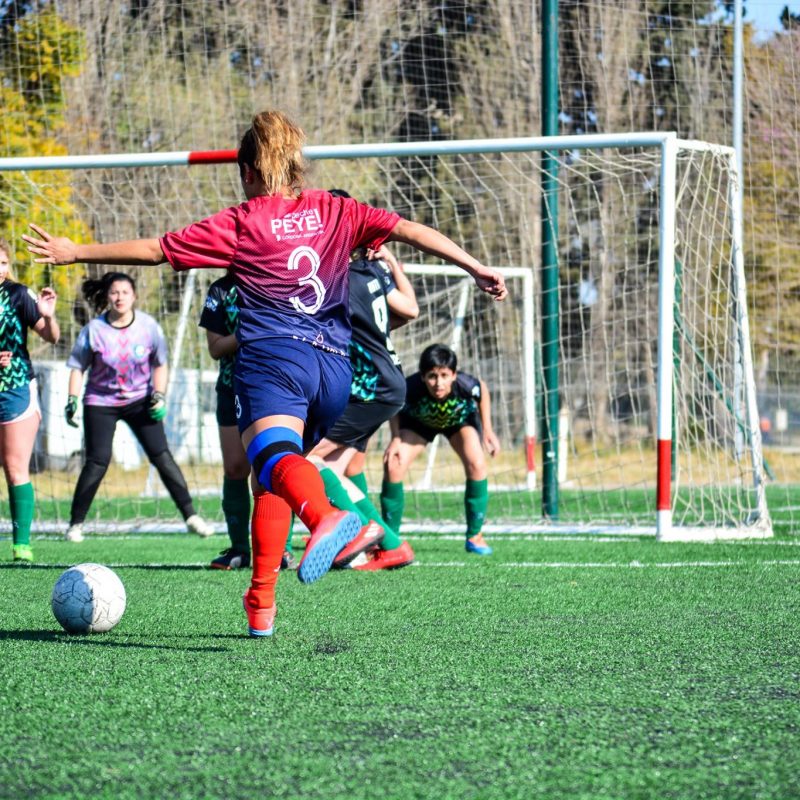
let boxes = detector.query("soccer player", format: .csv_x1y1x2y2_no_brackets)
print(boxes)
309,189,418,571
199,273,296,571
24,108,508,638
0,238,59,562
382,343,500,556
62,272,213,542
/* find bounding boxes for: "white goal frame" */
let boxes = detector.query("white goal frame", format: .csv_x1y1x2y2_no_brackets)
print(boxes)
0,131,771,541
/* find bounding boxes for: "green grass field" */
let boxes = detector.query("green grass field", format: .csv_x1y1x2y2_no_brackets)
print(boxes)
2,508,800,800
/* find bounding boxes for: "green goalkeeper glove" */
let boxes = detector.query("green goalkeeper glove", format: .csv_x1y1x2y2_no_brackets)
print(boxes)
65,395,79,428
148,391,167,421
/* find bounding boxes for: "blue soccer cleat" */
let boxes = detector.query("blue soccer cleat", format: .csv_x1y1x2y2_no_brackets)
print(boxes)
465,533,492,556
297,510,360,584
243,589,276,637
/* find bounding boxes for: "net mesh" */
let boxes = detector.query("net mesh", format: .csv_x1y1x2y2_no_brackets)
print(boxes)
0,142,768,535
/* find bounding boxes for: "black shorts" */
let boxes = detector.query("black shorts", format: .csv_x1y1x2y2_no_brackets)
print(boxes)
325,399,403,452
398,410,483,444
216,387,238,427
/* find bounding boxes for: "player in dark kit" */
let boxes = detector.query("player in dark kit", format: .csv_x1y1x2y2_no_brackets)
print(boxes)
382,343,500,555
309,189,418,570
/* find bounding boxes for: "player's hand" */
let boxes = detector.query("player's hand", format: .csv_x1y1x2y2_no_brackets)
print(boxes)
37,287,57,318
22,224,79,265
472,267,507,301
367,245,401,272
148,391,167,421
65,394,79,428
383,437,404,467
0,351,12,368
483,430,501,457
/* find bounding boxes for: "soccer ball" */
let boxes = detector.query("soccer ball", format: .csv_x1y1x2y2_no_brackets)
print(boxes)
51,563,127,634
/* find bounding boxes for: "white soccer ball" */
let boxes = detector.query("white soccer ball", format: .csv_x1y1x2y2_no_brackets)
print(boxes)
51,563,127,634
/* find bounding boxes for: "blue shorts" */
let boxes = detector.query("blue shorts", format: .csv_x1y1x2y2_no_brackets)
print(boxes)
0,379,40,425
234,338,353,452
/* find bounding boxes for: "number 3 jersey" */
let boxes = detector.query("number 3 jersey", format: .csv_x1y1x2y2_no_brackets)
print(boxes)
160,190,400,357
347,257,405,405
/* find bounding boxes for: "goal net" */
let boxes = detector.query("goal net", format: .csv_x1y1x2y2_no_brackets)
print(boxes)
0,134,770,540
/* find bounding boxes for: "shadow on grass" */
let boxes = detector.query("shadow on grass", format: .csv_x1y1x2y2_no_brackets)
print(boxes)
0,629,228,652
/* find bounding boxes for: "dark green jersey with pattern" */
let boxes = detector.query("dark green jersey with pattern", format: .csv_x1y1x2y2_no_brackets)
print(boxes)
347,257,405,404
402,372,481,430
0,280,41,392
199,276,239,394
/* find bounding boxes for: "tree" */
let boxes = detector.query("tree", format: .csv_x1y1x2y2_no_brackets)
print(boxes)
0,9,88,315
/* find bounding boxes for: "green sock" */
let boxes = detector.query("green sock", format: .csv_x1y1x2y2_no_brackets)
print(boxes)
221,477,251,552
348,471,369,496
354,495,403,551
381,480,405,536
465,478,489,537
10,482,34,547
321,468,403,550
319,468,369,524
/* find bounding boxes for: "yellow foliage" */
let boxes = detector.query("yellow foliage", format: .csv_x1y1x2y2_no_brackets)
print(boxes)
0,11,89,302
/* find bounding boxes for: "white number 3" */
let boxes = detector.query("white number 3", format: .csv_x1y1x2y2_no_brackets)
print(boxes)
287,246,326,314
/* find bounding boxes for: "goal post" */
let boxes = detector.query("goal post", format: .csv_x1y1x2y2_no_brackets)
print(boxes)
0,132,771,540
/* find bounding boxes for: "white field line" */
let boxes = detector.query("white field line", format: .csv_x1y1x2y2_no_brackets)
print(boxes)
23,558,800,571
8,532,800,545
420,559,800,569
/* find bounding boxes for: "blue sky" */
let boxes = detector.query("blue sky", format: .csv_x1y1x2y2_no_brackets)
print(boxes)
745,1,800,32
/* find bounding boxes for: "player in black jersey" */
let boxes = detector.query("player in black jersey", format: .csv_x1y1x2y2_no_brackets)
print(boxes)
382,343,500,555
308,190,419,571
0,238,60,562
200,274,296,570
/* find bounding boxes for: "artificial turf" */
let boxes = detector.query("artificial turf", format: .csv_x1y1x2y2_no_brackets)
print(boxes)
2,527,799,799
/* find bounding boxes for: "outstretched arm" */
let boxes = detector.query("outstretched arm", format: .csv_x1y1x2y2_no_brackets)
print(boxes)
387,219,507,301
23,224,165,266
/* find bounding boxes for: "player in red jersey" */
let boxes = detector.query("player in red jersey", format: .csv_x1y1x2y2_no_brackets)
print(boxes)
24,109,507,637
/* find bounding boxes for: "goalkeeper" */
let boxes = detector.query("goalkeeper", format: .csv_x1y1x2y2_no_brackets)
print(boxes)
62,272,212,543
381,343,499,555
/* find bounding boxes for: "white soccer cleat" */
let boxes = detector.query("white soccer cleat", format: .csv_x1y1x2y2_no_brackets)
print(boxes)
64,524,84,543
186,514,214,538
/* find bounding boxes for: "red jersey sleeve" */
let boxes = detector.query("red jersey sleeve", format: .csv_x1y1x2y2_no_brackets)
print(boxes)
347,200,401,251
160,206,239,271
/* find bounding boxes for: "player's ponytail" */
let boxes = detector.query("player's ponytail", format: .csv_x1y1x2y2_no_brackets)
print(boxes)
82,272,136,315
238,110,307,196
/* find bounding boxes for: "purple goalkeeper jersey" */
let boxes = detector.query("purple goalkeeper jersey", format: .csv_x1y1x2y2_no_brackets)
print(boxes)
66,311,168,406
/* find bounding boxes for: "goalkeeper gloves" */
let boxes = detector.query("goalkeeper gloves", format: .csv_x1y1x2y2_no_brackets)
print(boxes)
65,395,79,428
148,391,167,421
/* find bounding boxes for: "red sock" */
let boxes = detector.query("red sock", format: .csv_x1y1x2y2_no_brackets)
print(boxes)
271,453,335,531
249,491,292,609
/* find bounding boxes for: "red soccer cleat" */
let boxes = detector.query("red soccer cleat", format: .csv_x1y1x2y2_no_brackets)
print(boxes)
352,541,415,571
242,588,277,637
297,510,360,584
332,520,384,568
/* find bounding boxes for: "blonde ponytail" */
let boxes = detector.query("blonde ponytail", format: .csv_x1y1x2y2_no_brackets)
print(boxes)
238,110,307,196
